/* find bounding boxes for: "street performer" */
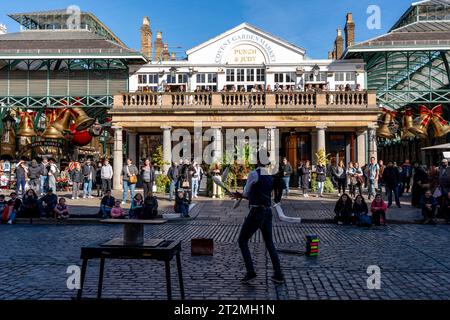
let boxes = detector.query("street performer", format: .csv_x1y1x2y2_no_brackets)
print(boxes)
232,154,284,284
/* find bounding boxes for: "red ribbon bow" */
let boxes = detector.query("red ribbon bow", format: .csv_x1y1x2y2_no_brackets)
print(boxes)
419,105,445,126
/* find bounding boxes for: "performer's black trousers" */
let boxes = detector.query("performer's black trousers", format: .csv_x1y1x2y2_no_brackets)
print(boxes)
238,207,282,276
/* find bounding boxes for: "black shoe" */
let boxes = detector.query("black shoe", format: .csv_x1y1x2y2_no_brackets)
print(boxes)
241,272,257,283
271,274,284,284
184,215,191,218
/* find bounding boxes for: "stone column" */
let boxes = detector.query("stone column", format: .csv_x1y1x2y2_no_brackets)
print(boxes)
367,125,378,162
112,126,123,191
316,126,327,153
266,126,278,172
357,129,367,165
212,126,223,164
311,130,318,163
127,132,137,164
161,126,172,174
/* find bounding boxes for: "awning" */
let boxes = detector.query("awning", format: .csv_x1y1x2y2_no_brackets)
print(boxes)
422,143,450,150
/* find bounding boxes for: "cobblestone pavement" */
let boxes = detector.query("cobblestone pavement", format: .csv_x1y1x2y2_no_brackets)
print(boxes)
1,194,450,301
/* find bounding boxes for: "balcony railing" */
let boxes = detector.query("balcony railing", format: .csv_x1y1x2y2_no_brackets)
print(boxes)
114,91,375,110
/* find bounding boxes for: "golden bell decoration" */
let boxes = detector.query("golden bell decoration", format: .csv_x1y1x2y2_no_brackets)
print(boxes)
430,105,450,138
42,109,65,139
17,112,37,137
401,108,415,140
377,108,396,139
51,108,72,133
71,107,95,131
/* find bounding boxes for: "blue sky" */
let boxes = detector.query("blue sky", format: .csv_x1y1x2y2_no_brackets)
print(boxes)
0,0,413,59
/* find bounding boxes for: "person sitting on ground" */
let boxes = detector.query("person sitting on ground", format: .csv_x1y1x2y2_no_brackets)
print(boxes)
371,194,388,226
334,193,353,225
0,194,8,216
353,195,370,226
21,189,39,220
111,200,126,219
129,193,144,219
54,197,69,220
39,189,58,219
142,192,158,220
4,192,22,224
443,191,450,225
99,190,115,219
175,191,190,218
420,190,438,225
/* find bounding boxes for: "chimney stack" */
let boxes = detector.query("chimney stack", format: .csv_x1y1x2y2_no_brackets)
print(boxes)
334,28,344,60
154,31,163,61
162,43,170,61
140,17,152,60
344,13,355,49
171,52,176,61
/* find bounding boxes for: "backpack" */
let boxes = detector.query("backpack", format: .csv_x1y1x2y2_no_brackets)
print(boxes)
359,214,372,227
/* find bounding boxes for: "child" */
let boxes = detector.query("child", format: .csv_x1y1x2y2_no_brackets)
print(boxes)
111,200,126,219
334,193,353,225
353,195,370,227
371,194,388,226
129,193,144,219
54,198,70,220
142,192,158,220
420,190,437,225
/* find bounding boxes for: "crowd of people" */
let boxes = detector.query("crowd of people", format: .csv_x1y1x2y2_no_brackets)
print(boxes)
2,153,450,225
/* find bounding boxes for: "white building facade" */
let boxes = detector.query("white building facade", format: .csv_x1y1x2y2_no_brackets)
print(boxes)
129,23,366,93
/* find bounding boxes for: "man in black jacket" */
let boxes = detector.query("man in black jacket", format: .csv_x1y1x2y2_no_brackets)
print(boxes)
280,158,293,197
383,161,401,208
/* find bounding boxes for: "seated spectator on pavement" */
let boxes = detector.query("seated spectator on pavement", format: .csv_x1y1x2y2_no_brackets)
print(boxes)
353,195,370,226
142,192,158,220
129,193,144,219
100,190,115,218
21,189,39,219
420,190,438,225
444,192,450,225
111,200,126,219
334,193,353,225
4,192,22,224
0,195,7,220
54,197,70,220
39,189,58,219
175,191,190,218
371,194,387,226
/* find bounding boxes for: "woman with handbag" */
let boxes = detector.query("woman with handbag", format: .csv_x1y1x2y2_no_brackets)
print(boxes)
347,162,357,198
140,159,155,198
121,158,139,204
354,163,364,196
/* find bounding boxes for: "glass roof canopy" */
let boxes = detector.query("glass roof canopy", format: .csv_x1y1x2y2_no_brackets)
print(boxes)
8,9,125,47
344,1,450,110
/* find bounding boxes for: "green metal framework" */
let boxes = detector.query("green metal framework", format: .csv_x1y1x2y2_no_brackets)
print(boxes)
360,50,450,109
0,58,129,131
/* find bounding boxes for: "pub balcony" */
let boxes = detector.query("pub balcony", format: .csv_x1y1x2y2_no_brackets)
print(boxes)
113,91,377,110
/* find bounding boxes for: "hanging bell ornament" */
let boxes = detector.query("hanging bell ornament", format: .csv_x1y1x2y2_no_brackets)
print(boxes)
51,108,72,133
401,108,415,140
42,109,65,139
17,112,37,137
409,105,431,138
430,105,450,138
377,108,396,139
71,107,95,131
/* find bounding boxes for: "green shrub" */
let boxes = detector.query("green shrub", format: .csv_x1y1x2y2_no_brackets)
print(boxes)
156,174,170,194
